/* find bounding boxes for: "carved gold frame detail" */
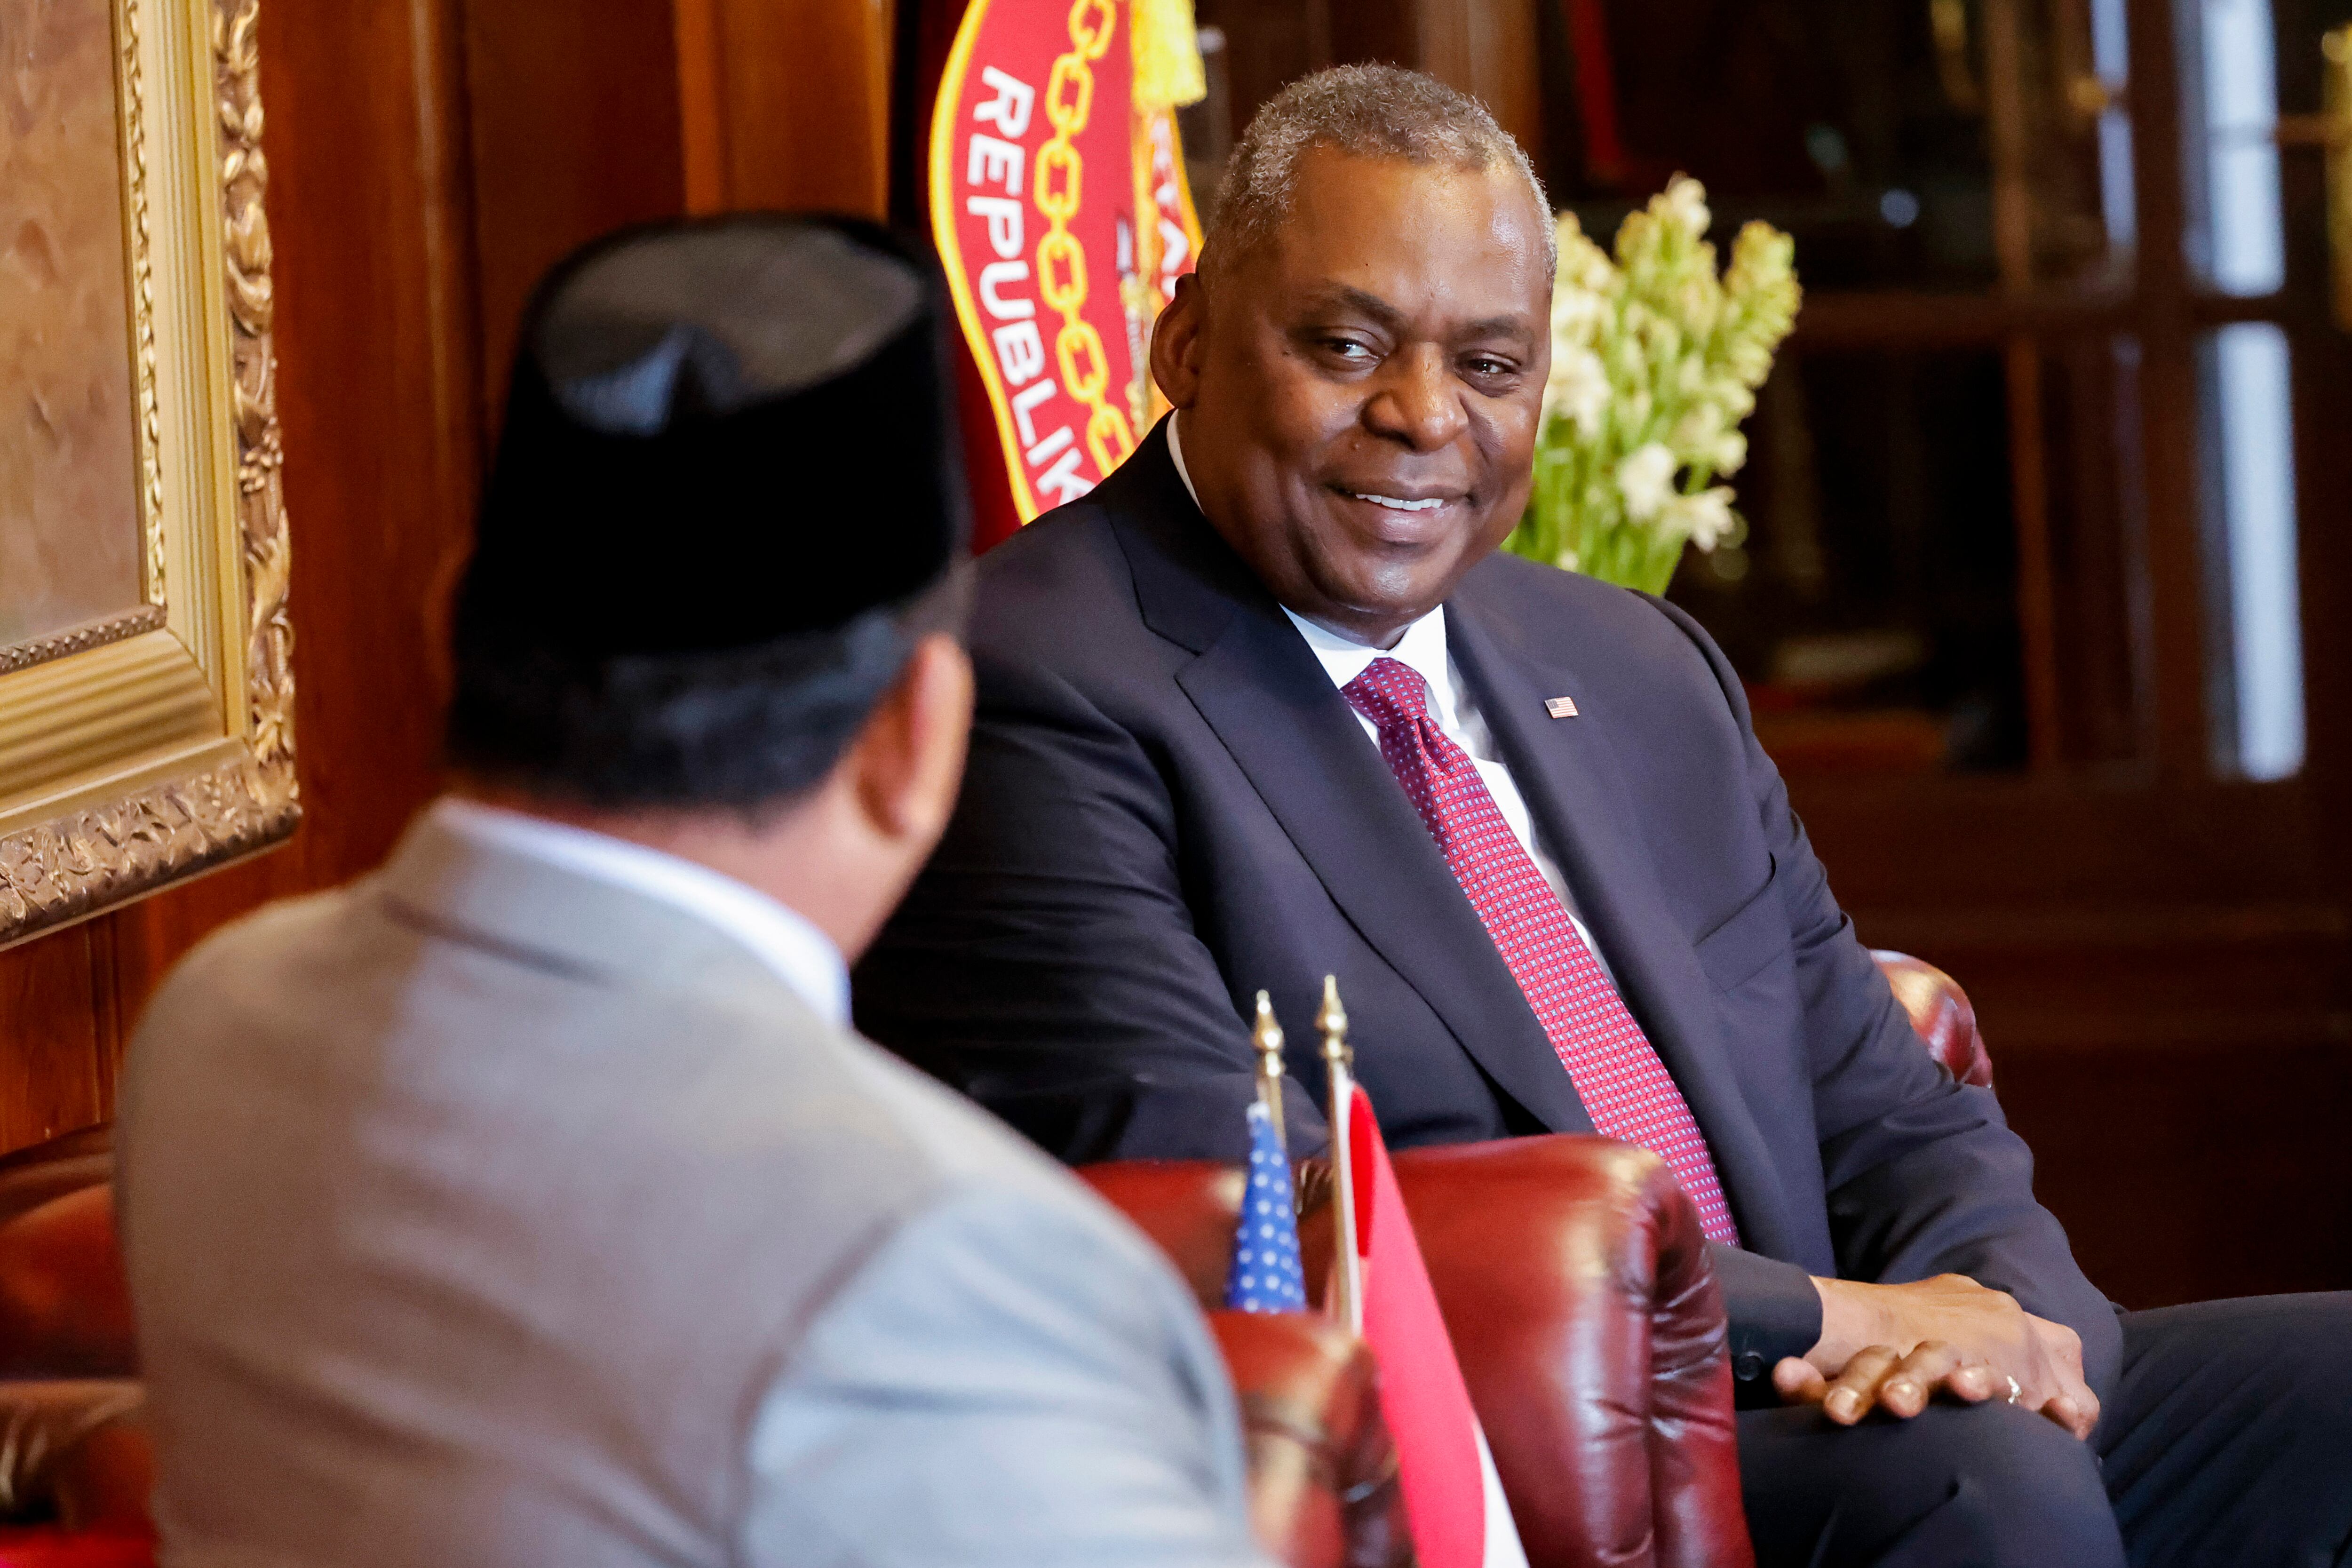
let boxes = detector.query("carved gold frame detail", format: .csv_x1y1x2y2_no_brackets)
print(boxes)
0,0,298,951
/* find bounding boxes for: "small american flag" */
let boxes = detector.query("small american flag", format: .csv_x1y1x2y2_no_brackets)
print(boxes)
1223,1102,1308,1312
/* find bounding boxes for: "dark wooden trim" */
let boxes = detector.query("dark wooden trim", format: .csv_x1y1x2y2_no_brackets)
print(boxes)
2125,0,2211,781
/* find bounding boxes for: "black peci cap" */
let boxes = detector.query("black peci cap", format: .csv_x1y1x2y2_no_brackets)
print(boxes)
454,213,969,666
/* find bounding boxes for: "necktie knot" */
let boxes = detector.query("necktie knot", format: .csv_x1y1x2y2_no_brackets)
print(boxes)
1342,656,1430,733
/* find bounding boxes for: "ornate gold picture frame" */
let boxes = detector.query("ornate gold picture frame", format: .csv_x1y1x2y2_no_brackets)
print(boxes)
0,0,294,951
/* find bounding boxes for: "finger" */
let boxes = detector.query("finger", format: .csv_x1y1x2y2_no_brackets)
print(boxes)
1944,1361,1997,1403
2040,1389,2100,1441
1773,1356,1827,1405
1880,1340,1965,1418
1823,1345,1903,1425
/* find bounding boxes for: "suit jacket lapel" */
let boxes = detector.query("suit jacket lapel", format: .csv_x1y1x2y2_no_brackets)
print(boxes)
1108,428,1588,1133
1446,588,1802,1254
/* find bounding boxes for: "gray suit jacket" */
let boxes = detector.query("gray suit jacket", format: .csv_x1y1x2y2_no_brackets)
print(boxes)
119,814,1269,1568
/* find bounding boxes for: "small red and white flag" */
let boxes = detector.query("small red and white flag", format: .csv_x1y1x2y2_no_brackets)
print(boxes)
1333,1080,1529,1568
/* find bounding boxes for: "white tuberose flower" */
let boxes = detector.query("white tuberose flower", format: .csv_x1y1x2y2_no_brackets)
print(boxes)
1661,486,1737,551
1659,175,1712,239
1616,443,1678,522
1544,344,1609,438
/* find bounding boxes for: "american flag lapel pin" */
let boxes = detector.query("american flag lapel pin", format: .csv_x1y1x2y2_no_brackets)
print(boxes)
1545,696,1580,719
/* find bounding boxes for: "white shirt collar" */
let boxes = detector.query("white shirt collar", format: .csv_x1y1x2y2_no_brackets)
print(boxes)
1166,410,1201,509
427,796,850,1027
1281,602,1452,700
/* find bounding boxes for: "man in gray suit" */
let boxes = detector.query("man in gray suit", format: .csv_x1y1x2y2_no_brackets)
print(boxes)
119,215,1274,1568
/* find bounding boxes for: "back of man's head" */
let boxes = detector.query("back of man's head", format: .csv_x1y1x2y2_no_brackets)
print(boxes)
446,215,969,816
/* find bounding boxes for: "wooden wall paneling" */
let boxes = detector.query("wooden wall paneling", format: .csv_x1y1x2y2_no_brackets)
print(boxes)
677,0,730,213
0,926,112,1149
1193,0,1331,154
2039,333,2155,767
2123,0,2212,780
1417,0,1543,157
252,0,482,869
887,0,966,230
1324,0,1418,82
676,0,895,219
462,0,687,419
2000,1037,2352,1308
1192,0,1543,180
2276,12,2352,1018
102,0,495,1082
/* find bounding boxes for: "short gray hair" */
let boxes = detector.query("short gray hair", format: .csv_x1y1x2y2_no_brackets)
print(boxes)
1206,64,1554,281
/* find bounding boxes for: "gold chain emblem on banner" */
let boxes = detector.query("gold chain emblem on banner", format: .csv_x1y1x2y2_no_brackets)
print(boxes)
1033,0,1136,477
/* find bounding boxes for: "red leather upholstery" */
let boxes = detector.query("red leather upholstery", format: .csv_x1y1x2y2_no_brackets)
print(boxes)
0,1383,150,1529
0,1127,151,1565
1082,1163,1251,1305
1871,951,1992,1089
0,1529,154,1568
1087,1138,1754,1568
1394,1139,1750,1568
1208,1310,1409,1568
0,1136,111,1236
0,1193,132,1384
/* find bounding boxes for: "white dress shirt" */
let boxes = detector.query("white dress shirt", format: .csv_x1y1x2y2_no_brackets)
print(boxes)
429,796,850,1026
1165,416,1617,981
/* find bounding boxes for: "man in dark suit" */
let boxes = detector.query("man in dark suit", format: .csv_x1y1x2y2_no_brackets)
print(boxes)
859,65,2352,1567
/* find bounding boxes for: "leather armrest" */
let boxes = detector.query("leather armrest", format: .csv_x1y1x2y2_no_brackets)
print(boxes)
1080,1163,1248,1309
1208,1311,1408,1568
0,1192,135,1381
0,1130,114,1234
1085,1135,1755,1568
0,1381,150,1530
1872,950,1992,1088
0,1529,155,1568
1390,1138,1751,1568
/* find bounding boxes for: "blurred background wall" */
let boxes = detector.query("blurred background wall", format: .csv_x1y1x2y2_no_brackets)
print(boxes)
4,0,2347,1312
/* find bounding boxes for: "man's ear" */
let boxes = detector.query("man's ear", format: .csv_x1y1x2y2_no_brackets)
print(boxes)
850,634,974,848
1149,270,1208,410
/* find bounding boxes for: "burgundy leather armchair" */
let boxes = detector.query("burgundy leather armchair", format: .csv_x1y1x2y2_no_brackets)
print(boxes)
1871,951,1990,1088
1208,1309,1410,1568
0,1135,148,1567
1085,1135,1750,1568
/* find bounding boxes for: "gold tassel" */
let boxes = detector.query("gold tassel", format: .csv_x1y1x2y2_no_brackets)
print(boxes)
1130,0,1207,112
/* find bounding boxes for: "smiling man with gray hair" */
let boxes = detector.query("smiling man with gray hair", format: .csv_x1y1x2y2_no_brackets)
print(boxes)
860,63,2352,1568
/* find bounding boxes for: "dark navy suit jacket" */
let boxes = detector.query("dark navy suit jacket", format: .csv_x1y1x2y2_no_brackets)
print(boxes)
857,422,2119,1398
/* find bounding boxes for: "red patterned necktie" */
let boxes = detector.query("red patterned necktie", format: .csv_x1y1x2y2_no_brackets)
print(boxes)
1343,656,1740,1245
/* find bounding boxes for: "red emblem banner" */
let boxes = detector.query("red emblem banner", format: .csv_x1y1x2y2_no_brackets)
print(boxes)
931,0,1203,527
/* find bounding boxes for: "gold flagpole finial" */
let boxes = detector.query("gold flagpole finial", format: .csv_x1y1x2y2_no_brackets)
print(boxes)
1318,973,1364,1334
1316,974,1351,1068
1251,990,1287,1149
1253,989,1285,1065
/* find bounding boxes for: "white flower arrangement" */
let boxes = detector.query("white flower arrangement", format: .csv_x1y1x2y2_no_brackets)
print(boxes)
1509,176,1801,594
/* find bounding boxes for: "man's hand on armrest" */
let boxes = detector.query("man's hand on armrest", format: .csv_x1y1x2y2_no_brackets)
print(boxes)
1772,1274,2100,1441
